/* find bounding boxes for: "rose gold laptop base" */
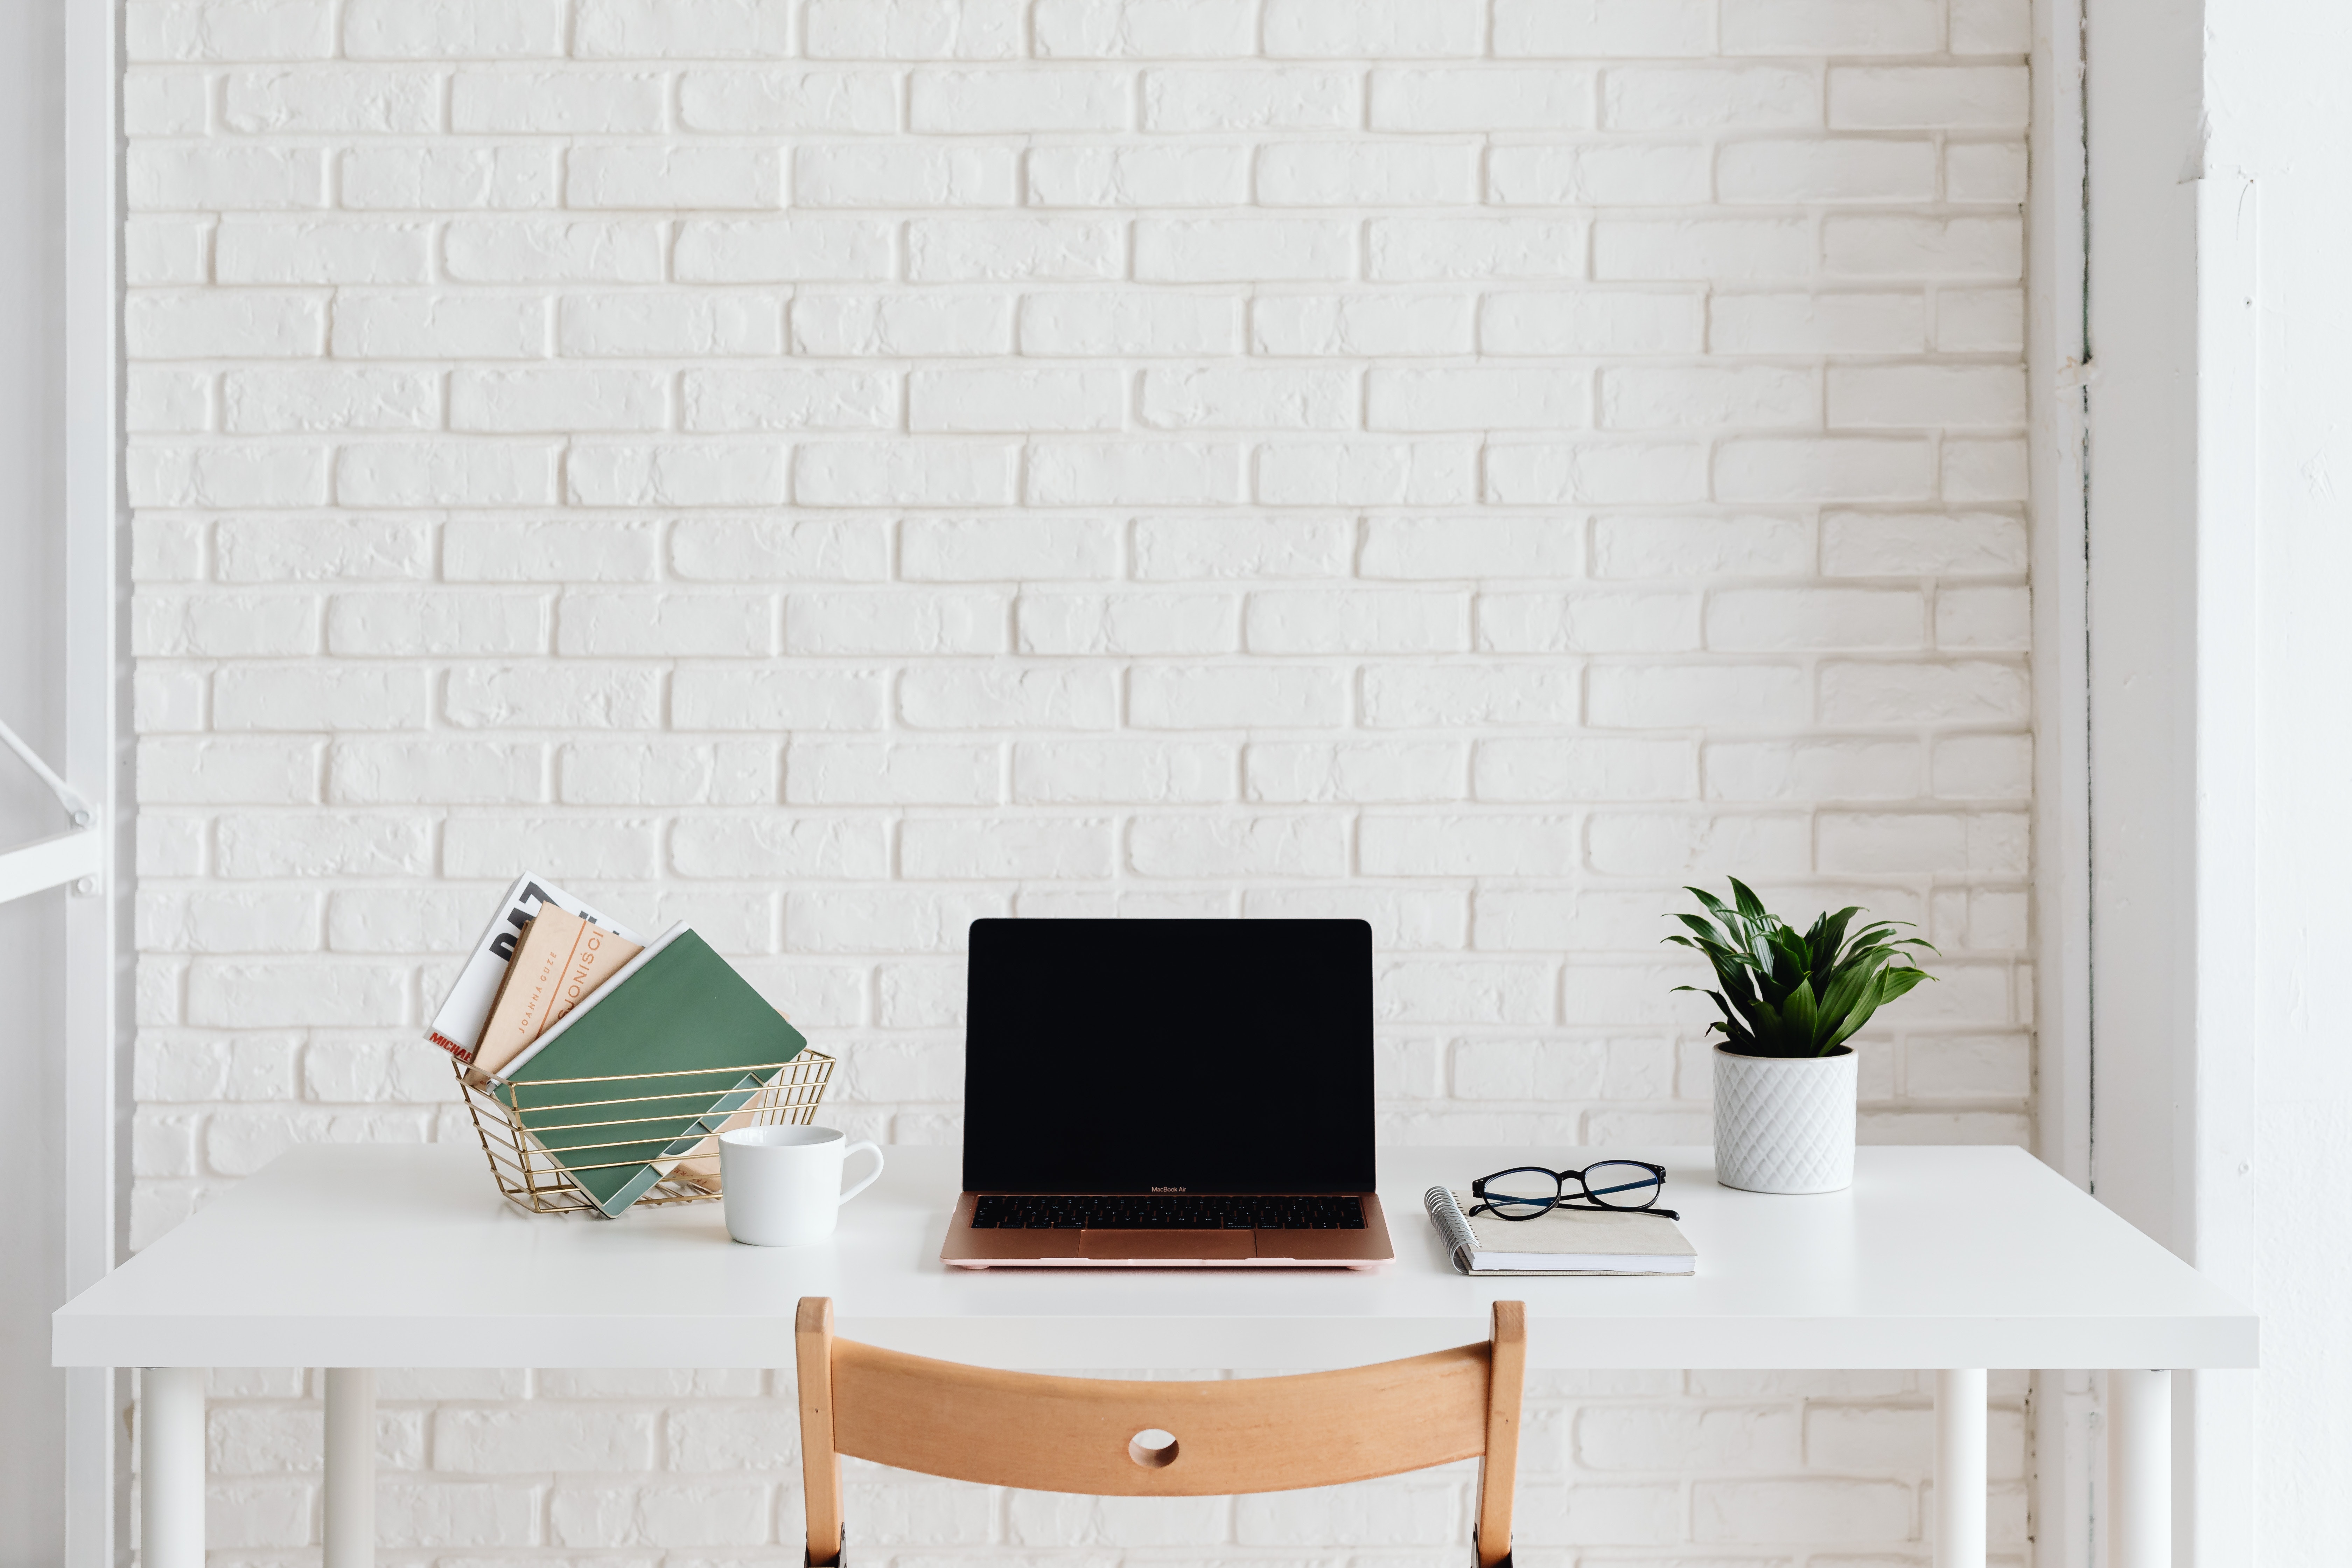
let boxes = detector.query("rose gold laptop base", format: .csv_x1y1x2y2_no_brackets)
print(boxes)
940,1191,1395,1269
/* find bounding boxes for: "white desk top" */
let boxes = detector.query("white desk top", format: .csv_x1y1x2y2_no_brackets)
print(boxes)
55,1143,2254,1372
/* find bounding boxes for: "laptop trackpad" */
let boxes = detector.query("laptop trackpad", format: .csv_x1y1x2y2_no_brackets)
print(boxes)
1081,1229,1254,1260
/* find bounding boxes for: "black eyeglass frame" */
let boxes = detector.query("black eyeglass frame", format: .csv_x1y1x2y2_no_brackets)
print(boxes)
1467,1160,1679,1222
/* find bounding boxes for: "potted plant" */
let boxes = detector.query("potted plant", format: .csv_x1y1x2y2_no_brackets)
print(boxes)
1666,880,1935,1194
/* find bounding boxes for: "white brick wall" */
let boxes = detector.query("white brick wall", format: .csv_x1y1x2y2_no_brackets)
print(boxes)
125,0,2033,1560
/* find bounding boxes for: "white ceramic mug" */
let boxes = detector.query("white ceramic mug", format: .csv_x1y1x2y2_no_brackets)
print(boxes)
718,1125,884,1247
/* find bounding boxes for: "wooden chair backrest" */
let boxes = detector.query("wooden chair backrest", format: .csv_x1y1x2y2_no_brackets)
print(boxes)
797,1297,1525,1568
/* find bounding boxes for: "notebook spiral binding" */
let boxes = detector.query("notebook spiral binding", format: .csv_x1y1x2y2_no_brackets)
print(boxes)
454,1051,836,1216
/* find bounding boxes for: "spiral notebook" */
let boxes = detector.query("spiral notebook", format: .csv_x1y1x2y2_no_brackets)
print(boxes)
1424,1187,1697,1276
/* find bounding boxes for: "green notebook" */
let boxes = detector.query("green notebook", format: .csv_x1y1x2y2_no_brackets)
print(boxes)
490,926,807,1217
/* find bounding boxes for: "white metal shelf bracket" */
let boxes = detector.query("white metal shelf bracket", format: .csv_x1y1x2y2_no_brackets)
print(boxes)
0,715,101,905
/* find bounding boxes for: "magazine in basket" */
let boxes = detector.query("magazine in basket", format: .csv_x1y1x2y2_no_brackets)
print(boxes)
425,872,648,1065
480,922,810,1217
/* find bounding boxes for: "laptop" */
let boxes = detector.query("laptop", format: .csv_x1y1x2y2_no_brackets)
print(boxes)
940,917,1396,1269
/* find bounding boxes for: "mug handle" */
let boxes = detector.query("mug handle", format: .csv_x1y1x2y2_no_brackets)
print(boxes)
838,1141,884,1206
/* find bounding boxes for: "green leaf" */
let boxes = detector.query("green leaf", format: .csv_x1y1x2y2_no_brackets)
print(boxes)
1810,905,1861,972
1686,887,1736,925
1761,925,1810,996
1676,986,1757,1050
1823,1000,1874,1051
1782,979,1820,1048
1671,912,1730,942
1815,946,1891,1028
1874,964,1933,1005
1664,933,1750,998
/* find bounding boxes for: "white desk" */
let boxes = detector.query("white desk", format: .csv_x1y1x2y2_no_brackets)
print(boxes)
56,1143,2253,1568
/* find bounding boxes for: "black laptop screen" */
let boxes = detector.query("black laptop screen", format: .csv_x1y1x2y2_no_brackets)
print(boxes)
961,918,1375,1194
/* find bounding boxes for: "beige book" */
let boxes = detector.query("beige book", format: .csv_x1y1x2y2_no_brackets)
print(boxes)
545,917,642,1032
472,908,644,1077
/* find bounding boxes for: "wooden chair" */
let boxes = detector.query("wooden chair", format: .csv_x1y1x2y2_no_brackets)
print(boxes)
795,1296,1525,1568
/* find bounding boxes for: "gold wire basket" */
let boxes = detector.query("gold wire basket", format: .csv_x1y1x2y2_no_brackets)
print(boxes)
455,1050,836,1216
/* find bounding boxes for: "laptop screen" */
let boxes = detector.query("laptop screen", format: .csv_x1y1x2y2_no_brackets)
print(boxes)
961,918,1376,1195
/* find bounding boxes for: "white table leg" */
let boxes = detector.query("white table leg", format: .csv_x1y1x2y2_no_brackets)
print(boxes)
2108,1369,2172,1568
1933,1368,1988,1568
324,1368,376,1568
139,1367,205,1568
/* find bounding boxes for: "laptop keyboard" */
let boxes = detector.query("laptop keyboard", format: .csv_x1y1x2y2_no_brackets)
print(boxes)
971,1194,1367,1230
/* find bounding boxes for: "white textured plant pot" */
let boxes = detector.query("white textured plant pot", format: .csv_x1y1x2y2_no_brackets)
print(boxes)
1712,1045,1857,1194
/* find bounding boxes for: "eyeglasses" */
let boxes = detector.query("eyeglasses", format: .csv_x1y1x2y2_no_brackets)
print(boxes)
1467,1160,1677,1222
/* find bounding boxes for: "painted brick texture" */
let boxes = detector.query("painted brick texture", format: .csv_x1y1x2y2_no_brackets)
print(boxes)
126,0,2033,1561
